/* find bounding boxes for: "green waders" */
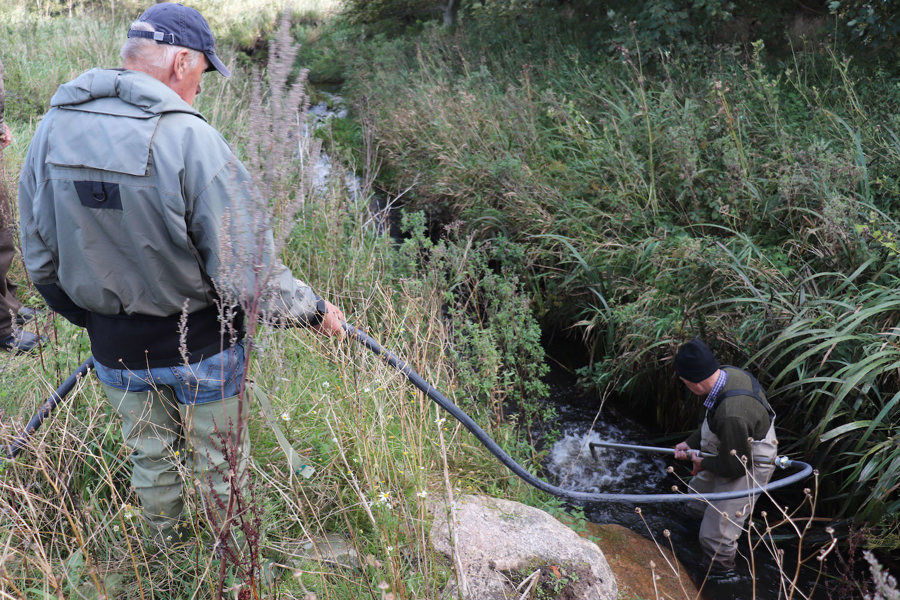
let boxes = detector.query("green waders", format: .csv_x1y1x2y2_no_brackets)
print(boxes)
105,384,250,550
686,421,778,571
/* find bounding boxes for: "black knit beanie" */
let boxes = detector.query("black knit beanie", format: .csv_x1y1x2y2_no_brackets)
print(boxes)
674,338,719,383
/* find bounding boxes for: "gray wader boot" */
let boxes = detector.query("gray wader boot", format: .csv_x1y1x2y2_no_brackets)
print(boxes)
105,384,188,547
107,386,250,550
180,394,251,554
691,421,778,571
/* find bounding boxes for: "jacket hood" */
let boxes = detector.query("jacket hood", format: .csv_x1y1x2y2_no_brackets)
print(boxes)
50,68,204,119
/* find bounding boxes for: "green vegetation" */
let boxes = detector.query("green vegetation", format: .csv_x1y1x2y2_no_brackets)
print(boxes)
1,0,899,597
329,2,900,533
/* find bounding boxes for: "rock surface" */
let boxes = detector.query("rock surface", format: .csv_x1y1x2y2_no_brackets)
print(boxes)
429,494,618,600
581,521,701,600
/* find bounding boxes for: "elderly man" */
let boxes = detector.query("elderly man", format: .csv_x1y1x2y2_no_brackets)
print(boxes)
18,3,344,550
672,338,777,582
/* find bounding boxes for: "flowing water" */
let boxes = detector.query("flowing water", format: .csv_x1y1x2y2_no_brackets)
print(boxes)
540,379,836,600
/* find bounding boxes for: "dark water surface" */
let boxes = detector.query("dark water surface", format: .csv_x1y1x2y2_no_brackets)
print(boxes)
539,379,839,600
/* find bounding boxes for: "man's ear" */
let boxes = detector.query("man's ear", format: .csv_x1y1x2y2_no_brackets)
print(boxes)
172,49,190,80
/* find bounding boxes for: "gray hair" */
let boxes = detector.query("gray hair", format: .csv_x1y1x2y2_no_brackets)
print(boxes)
121,20,203,71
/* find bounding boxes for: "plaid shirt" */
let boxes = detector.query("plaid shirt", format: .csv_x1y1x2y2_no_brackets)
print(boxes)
703,369,728,410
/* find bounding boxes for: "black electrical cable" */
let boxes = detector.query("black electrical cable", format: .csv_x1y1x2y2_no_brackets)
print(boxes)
344,323,814,504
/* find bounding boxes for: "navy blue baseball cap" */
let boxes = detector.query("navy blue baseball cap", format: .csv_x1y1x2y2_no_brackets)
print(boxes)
127,3,230,77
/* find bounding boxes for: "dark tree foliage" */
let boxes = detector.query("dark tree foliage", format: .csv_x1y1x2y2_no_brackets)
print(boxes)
342,0,446,25
828,0,900,49
343,0,897,60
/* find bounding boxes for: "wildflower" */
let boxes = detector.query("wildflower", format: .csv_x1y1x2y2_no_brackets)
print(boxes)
323,381,330,388
332,437,339,443
378,491,390,503
364,387,371,393
434,417,446,426
281,412,290,421
416,490,427,498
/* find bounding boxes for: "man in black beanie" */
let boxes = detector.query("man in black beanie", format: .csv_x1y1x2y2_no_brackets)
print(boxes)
672,338,778,583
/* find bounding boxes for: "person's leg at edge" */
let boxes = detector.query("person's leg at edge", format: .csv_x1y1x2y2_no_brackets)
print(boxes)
100,380,188,547
0,228,38,353
171,342,250,556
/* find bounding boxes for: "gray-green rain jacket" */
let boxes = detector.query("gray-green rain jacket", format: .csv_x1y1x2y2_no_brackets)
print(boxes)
19,68,321,368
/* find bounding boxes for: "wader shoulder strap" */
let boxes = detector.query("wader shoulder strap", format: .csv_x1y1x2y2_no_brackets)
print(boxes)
250,382,316,480
707,367,776,424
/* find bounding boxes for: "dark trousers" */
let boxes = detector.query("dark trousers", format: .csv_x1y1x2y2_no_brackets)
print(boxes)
0,227,22,338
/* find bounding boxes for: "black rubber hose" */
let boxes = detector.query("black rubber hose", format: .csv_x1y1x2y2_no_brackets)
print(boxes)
3,329,815,503
344,323,814,503
2,356,95,462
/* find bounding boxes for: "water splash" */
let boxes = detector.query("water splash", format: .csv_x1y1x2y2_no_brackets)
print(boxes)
544,422,669,496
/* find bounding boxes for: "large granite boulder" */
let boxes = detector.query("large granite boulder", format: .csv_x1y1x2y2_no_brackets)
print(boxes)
429,494,617,600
